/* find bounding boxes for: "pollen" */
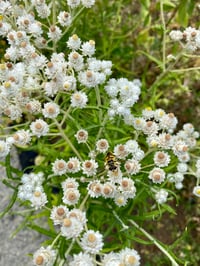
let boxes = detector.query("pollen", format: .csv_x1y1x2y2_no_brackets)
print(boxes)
57,207,65,216
63,218,71,227
35,255,44,265
87,233,96,243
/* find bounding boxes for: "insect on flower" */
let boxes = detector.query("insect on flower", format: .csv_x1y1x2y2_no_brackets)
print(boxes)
105,151,119,172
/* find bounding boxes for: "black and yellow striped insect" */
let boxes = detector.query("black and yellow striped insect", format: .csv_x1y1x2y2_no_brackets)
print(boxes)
105,151,119,172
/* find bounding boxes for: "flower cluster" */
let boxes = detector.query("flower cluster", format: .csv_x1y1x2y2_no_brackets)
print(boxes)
18,172,47,209
169,26,200,52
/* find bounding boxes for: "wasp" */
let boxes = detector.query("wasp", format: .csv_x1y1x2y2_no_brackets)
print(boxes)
105,151,119,172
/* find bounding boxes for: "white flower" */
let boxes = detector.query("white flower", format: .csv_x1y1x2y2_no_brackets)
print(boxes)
80,230,104,254
69,252,94,266
65,157,81,173
68,51,84,71
87,180,102,198
192,186,200,197
48,25,62,41
62,188,80,205
71,91,88,108
42,102,60,118
52,159,67,175
124,159,141,175
155,189,168,204
149,167,166,184
102,252,120,266
67,0,81,8
61,217,84,239
62,178,79,191
30,119,49,137
13,130,31,146
101,182,116,198
119,247,141,266
153,151,170,167
30,190,48,209
96,139,109,153
50,205,69,225
67,34,81,50
81,40,96,56
57,11,72,27
82,159,98,177
119,178,136,198
0,140,10,158
114,144,128,159
169,30,183,41
114,192,128,207
75,129,88,143
81,0,96,8
33,246,56,266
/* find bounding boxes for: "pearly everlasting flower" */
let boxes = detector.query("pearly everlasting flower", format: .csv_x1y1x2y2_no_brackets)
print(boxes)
87,180,102,198
67,34,81,50
81,40,96,56
175,182,183,190
142,121,159,136
133,117,146,131
48,25,62,41
158,133,174,149
114,192,128,207
33,246,56,266
153,151,170,167
50,205,69,225
125,140,139,155
81,0,96,8
13,130,31,146
78,70,105,87
35,3,51,18
119,247,141,266
0,140,10,158
192,186,200,197
101,182,116,198
154,108,166,122
177,163,188,173
96,139,109,153
155,189,168,204
52,159,67,176
69,252,94,266
107,168,123,184
67,0,81,8
62,178,79,191
169,30,183,41
30,119,49,137
42,102,60,118
65,157,81,173
61,216,84,239
71,91,88,108
114,144,128,159
102,252,120,266
159,113,178,133
82,159,98,177
119,178,136,198
174,172,184,183
75,129,88,143
172,140,188,157
80,230,104,254
124,159,141,175
57,11,72,27
30,190,48,209
68,51,84,71
142,107,155,120
148,167,166,184
62,188,80,205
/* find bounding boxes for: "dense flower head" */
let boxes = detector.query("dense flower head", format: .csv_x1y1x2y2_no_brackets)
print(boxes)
33,246,56,266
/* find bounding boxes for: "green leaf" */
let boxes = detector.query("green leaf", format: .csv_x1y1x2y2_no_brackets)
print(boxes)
0,189,18,219
27,223,57,238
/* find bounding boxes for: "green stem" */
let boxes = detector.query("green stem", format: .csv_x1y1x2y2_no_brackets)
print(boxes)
160,0,166,72
128,219,179,266
54,119,82,161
